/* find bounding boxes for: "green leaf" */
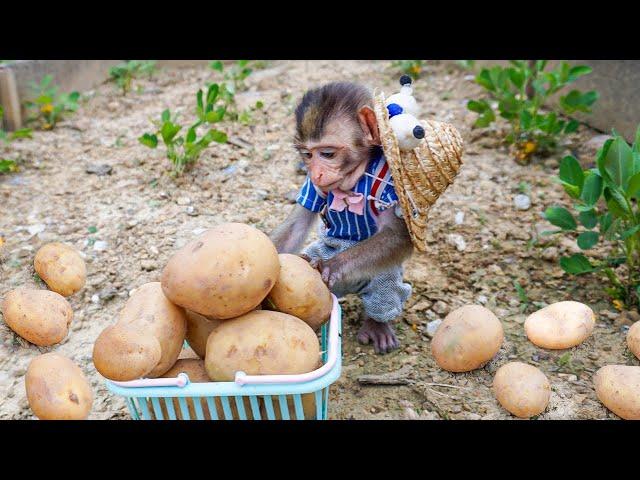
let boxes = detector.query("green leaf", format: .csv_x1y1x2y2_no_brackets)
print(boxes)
544,206,577,230
620,224,640,240
205,110,224,123
9,128,33,140
206,83,220,105
209,129,227,143
520,110,532,130
628,172,640,199
467,99,489,113
508,68,525,89
0,159,18,173
564,119,580,134
604,189,629,218
599,212,613,235
161,109,170,122
578,209,598,229
138,133,158,148
186,127,196,144
568,65,592,81
604,136,634,188
475,69,494,91
560,254,594,275
210,61,224,72
560,90,599,113
577,231,599,250
161,122,181,144
559,155,584,189
474,109,495,128
196,90,203,112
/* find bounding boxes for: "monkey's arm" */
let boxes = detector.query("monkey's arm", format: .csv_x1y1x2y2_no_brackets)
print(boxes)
315,207,413,288
269,204,318,254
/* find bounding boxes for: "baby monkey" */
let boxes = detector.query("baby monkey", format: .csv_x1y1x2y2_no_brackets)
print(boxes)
270,82,414,354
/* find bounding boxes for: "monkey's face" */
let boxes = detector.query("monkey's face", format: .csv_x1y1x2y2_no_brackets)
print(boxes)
295,116,378,193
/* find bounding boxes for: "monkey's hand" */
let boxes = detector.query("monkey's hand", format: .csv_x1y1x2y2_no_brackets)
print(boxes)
312,256,348,289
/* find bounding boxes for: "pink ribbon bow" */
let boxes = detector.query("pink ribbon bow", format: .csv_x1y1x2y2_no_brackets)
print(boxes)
329,189,365,215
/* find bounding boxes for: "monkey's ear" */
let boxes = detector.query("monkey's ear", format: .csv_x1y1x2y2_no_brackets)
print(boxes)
358,106,381,145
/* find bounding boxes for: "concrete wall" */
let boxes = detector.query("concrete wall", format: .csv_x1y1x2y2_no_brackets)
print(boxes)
466,60,640,142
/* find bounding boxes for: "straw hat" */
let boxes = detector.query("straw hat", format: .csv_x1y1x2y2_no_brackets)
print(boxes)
373,88,464,252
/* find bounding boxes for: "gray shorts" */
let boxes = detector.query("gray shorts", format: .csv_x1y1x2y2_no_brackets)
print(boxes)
303,229,412,323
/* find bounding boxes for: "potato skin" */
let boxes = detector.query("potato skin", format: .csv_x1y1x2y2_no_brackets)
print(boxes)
594,365,640,420
161,223,280,320
25,353,93,420
34,242,86,296
431,305,504,372
493,362,550,418
92,324,162,381
205,310,320,381
267,254,332,331
627,321,640,360
117,282,187,377
185,310,222,359
525,301,595,349
2,288,73,346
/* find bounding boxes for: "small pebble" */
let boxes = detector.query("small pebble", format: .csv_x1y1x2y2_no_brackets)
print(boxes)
446,234,466,252
426,319,442,338
514,194,531,211
91,294,100,303
477,294,488,305
454,211,465,225
93,240,108,251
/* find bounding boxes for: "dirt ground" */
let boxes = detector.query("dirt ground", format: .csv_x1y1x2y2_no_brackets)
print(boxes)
1,60,638,420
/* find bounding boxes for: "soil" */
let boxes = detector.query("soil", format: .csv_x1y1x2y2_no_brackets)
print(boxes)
1,60,638,420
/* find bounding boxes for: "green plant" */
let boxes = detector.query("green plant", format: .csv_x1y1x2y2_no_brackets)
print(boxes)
513,280,530,313
210,60,254,93
139,84,227,175
1,106,32,174
390,60,425,79
467,61,599,162
109,60,157,95
23,75,79,129
544,126,640,310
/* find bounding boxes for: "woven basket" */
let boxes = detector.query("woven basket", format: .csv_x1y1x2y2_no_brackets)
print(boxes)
373,90,464,252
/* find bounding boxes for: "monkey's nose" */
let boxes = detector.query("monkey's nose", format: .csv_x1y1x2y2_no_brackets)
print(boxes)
413,125,425,139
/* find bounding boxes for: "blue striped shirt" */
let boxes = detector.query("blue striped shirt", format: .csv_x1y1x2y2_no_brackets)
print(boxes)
296,148,399,241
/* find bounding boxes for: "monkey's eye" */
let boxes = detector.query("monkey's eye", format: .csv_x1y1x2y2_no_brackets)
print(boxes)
320,151,336,159
298,150,312,159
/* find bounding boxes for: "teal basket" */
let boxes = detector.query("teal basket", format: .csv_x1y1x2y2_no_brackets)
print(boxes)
105,296,342,420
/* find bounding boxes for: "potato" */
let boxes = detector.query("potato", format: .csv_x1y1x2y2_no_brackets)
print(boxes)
116,282,187,377
594,365,640,420
25,353,93,420
2,288,73,346
492,362,551,418
161,223,280,319
205,310,320,381
627,321,640,360
34,242,86,296
431,305,504,372
185,310,222,359
266,253,332,331
92,324,162,381
525,301,595,349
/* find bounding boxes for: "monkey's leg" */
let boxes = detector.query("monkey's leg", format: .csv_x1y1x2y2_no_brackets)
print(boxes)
356,267,412,354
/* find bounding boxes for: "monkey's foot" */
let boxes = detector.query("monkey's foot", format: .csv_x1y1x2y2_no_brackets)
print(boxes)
357,317,400,354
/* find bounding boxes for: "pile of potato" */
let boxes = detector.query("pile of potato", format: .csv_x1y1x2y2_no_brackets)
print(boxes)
90,222,331,419
1,242,92,419
429,299,640,420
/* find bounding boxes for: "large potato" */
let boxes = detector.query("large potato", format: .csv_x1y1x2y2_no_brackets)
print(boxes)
431,305,504,372
161,223,280,319
205,310,320,381
627,321,640,360
34,242,86,296
266,253,332,331
92,324,162,381
594,365,640,420
492,362,551,418
2,288,73,346
117,282,187,377
25,353,93,420
185,310,222,359
525,301,595,349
